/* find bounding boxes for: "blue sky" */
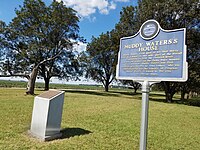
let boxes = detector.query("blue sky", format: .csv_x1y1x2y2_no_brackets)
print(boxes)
0,0,138,83
0,0,137,42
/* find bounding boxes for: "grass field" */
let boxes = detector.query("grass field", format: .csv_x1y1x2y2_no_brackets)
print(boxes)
0,88,199,150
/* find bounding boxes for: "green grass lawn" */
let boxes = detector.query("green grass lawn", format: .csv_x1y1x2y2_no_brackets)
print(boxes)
0,88,199,150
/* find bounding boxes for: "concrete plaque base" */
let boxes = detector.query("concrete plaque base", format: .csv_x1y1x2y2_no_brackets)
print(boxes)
28,130,62,141
30,90,65,141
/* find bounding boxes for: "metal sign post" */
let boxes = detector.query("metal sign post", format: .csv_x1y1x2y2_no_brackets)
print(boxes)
139,81,157,150
139,81,150,150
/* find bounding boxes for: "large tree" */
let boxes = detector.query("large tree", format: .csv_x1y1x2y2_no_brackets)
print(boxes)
82,32,117,92
179,27,200,100
0,0,81,94
112,6,141,92
112,6,138,51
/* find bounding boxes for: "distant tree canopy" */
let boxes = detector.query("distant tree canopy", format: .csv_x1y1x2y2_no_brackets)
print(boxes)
81,32,117,92
0,0,82,94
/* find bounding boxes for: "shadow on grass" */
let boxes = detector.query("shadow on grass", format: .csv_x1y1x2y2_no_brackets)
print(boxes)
64,89,140,98
60,128,92,139
110,91,140,96
64,90,120,97
65,89,200,107
149,95,200,107
150,93,166,97
148,97,165,103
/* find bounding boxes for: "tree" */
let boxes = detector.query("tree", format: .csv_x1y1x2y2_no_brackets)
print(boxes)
112,6,138,52
179,70,200,101
136,0,200,102
36,1,84,91
82,32,117,92
115,6,138,37
111,6,144,93
180,27,200,100
120,80,141,93
0,21,6,73
0,0,81,94
39,48,82,90
160,82,179,103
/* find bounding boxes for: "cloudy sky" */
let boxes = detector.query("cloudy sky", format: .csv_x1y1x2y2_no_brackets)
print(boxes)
0,0,137,51
58,0,130,17
0,0,137,83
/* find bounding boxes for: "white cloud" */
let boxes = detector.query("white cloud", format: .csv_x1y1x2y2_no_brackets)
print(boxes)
109,1,117,10
89,16,97,22
100,8,109,15
73,41,87,53
56,0,127,18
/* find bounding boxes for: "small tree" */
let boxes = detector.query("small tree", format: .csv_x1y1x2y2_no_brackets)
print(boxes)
120,80,141,93
82,32,117,92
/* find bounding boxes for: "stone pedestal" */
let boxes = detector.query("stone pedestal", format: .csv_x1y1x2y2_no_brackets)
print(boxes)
30,90,64,141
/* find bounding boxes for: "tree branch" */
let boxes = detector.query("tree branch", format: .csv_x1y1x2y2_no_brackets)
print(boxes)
37,50,62,67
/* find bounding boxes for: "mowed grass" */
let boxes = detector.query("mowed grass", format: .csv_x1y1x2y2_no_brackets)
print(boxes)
0,88,199,150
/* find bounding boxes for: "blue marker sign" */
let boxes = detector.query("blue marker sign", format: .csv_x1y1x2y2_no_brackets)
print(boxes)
116,20,187,82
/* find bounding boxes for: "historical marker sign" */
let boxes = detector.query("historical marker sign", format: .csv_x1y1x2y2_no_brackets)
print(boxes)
116,20,188,150
116,19,188,82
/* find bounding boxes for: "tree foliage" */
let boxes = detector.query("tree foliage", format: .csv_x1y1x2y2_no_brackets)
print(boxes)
82,32,117,92
0,0,82,94
111,6,138,52
82,6,138,92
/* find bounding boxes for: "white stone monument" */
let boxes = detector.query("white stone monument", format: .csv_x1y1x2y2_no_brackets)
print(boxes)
30,90,65,141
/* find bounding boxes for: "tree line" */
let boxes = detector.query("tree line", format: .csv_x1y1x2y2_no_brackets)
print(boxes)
0,0,200,103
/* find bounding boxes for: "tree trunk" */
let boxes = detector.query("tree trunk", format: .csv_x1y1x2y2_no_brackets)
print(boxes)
44,77,50,91
181,91,185,101
105,84,109,92
41,64,51,91
180,90,186,102
134,87,137,93
165,92,173,103
26,67,38,95
163,81,177,103
104,80,109,92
